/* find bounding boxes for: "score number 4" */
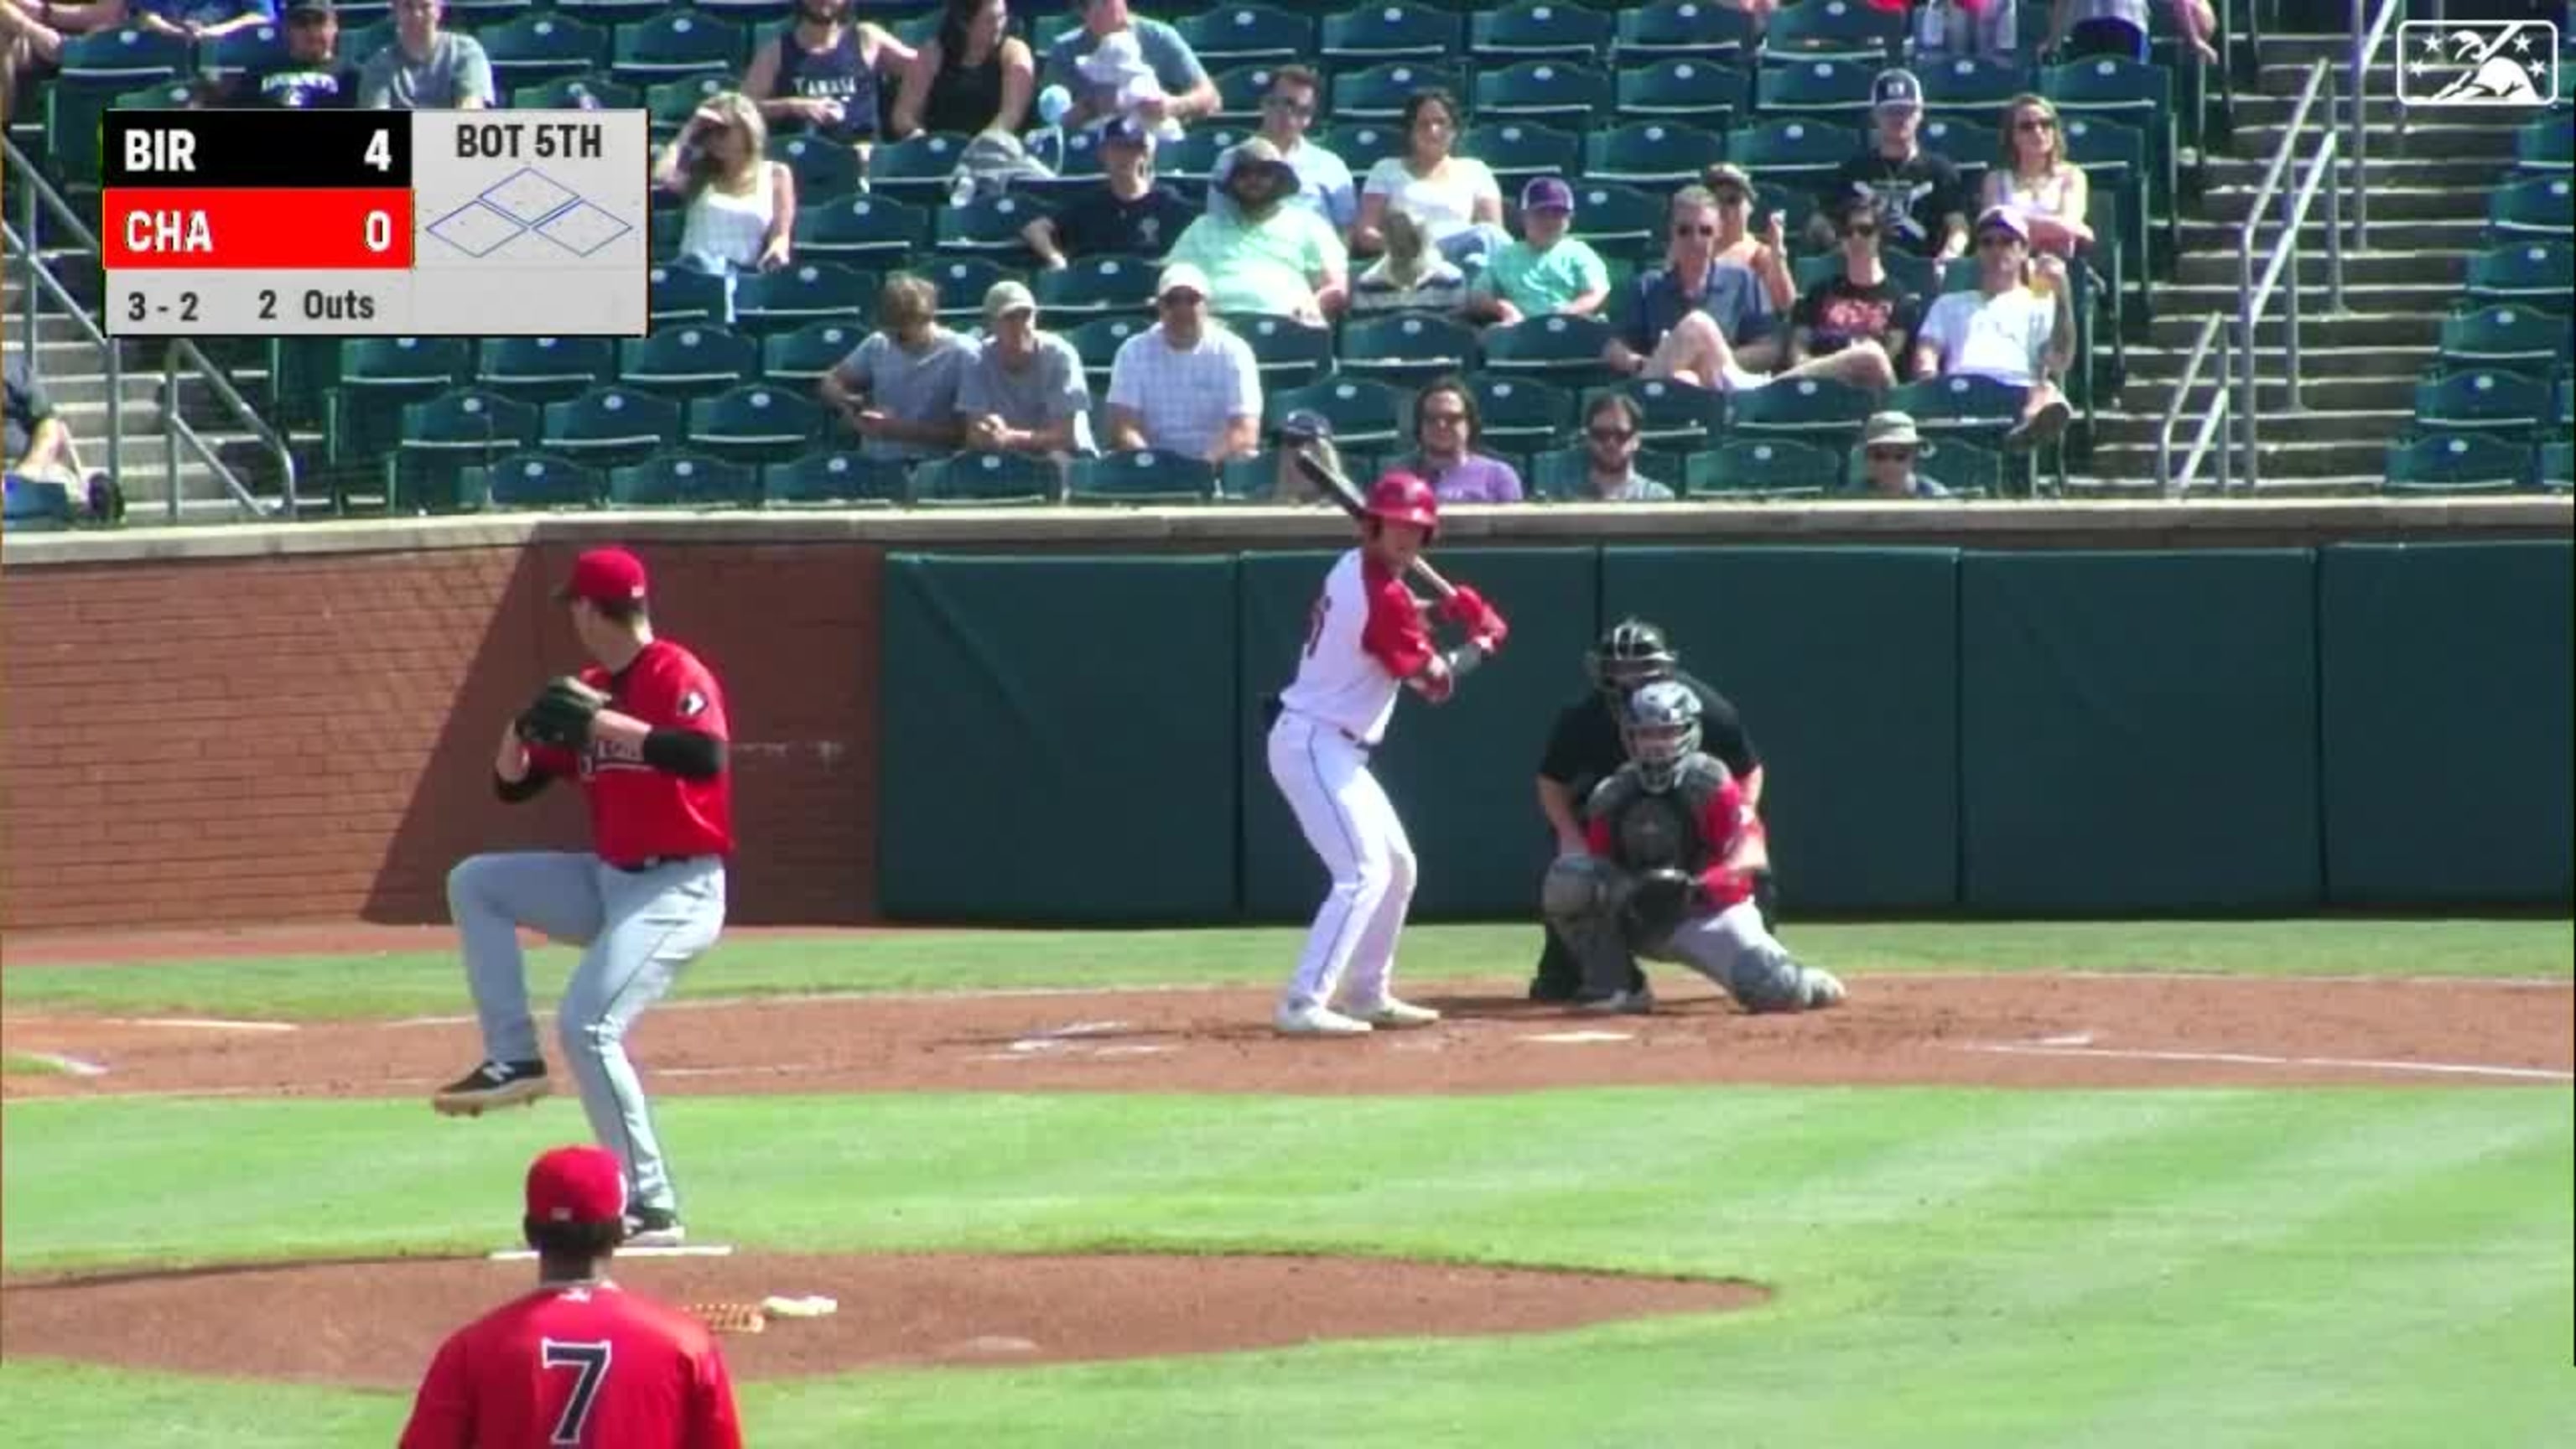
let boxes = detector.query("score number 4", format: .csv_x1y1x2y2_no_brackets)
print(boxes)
359,128,395,254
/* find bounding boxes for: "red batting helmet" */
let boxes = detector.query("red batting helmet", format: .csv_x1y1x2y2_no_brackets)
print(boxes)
1364,470,1439,536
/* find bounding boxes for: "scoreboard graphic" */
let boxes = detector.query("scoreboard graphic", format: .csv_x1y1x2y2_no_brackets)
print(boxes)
103,108,648,338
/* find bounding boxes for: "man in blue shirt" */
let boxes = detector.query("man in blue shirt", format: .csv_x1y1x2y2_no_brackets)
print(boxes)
1041,0,1218,132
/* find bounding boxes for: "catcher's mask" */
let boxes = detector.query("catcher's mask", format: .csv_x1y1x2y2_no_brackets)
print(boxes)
1622,679,1702,792
1587,616,1677,695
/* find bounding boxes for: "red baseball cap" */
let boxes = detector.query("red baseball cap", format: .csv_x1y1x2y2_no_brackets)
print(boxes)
525,1144,627,1226
1364,470,1439,535
555,547,648,606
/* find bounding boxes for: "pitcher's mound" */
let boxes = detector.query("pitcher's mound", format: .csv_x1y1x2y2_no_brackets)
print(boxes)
0,1252,1770,1387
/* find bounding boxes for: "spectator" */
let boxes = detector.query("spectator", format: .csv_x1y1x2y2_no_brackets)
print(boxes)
199,0,355,108
1353,88,1508,270
1471,176,1611,325
1918,0,2018,62
1104,262,1263,462
1912,205,2075,450
653,92,796,278
890,0,1035,141
1164,136,1348,325
3,351,118,521
1265,407,1338,502
1348,206,1471,317
743,0,916,173
1701,163,1797,315
818,272,976,461
1568,392,1675,501
1982,93,2091,297
1021,116,1197,268
1852,410,1952,498
132,0,273,44
2044,0,2218,65
359,0,491,110
1392,376,1524,503
958,280,1095,458
1042,0,1218,132
1208,65,1356,235
397,1145,743,1449
1790,191,1924,381
1810,68,1970,264
1605,186,1894,395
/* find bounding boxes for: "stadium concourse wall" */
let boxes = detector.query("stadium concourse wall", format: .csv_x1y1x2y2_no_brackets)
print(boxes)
1,500,2568,935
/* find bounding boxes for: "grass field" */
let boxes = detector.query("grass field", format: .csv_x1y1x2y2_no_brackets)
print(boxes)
3,919,2570,1448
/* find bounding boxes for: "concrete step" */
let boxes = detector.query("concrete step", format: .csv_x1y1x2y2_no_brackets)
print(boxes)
2146,309,2444,349
2091,437,2402,480
2168,248,2460,286
2096,375,2422,411
2251,60,2403,96
2229,119,2520,162
2089,407,2412,448
2179,216,2491,253
2201,184,2484,223
2197,154,2516,191
2113,342,2438,382
2140,278,2470,314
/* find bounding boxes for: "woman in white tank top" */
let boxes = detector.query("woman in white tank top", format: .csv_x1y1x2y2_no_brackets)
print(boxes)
1981,94,2090,294
656,91,799,279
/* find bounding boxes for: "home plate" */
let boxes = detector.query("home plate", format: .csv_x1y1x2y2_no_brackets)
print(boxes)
486,1244,735,1261
1519,1030,1637,1044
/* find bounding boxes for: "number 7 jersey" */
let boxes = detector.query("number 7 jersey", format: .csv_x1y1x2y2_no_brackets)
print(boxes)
400,1281,743,1449
1277,548,1438,748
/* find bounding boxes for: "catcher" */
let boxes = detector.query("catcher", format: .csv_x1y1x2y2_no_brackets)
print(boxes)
433,547,734,1251
1543,681,1846,1015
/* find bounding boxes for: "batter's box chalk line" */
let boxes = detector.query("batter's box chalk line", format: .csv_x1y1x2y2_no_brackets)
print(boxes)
486,1243,735,1261
1519,1030,1639,1045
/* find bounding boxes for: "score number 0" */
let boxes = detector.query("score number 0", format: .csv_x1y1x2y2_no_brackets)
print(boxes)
362,127,394,253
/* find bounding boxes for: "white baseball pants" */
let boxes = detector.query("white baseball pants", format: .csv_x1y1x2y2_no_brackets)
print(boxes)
1268,710,1417,1014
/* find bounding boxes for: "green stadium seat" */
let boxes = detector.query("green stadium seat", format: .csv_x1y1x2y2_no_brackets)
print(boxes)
55,28,190,89
865,132,972,205
1585,120,1727,189
792,193,931,264
912,450,1062,505
1235,314,1340,388
1267,377,1410,448
1338,313,1479,389
475,336,616,407
1174,6,1312,65
1472,1,1616,60
609,13,745,86
1312,121,1408,173
1472,60,1613,127
763,449,911,506
1066,315,1153,392
1725,374,1877,452
1761,0,1906,61
1885,374,2027,451
921,257,1021,323
541,386,687,468
1319,3,1462,63
935,192,1056,266
1919,53,2033,120
2539,439,2574,491
1034,256,1160,320
339,17,398,70
618,323,760,401
608,452,760,507
2412,367,2553,437
761,320,865,385
1906,435,2005,498
1464,373,1576,453
202,24,286,78
479,13,611,89
643,75,729,140
332,338,471,465
737,262,881,335
647,265,731,326
2464,241,2576,309
1330,62,1465,122
1479,313,1619,390
1919,115,2000,190
685,384,825,465
475,450,606,511
511,72,640,111
1684,437,1840,498
770,133,865,201
2043,59,2176,260
2438,303,2574,372
2489,175,2576,240
1068,449,1220,503
555,0,665,24
1211,64,1288,125
1613,57,1749,133
1726,117,1858,189
389,387,542,508
2381,432,2537,496
1462,121,1583,188
1755,56,1877,129
1616,375,1728,447
2514,112,2573,173
1614,0,1755,62
1161,124,1255,186
1566,181,1667,257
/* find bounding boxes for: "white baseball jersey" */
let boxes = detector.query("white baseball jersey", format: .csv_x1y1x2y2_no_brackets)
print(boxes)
1277,549,1435,747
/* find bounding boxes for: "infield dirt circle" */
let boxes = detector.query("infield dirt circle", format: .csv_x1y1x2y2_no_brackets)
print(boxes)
4,927,2568,1387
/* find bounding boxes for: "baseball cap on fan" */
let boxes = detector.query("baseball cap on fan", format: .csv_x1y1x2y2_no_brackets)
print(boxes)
526,1145,626,1226
555,547,649,605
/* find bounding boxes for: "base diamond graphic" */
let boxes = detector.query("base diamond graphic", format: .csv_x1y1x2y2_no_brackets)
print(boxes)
426,200,527,257
480,167,581,226
533,200,634,257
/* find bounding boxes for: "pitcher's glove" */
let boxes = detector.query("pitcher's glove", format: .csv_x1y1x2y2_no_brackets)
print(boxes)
516,676,610,750
1620,867,1704,944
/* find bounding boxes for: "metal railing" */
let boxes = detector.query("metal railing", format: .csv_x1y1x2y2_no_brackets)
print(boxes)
2156,314,2236,496
2235,57,2346,492
2,133,299,522
2349,0,2410,250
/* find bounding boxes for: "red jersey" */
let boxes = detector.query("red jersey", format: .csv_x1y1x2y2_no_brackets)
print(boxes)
400,1280,742,1449
527,638,734,865
1584,765,1758,911
1279,551,1438,745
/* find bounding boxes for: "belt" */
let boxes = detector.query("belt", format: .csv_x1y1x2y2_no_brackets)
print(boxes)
1273,704,1370,752
607,854,714,874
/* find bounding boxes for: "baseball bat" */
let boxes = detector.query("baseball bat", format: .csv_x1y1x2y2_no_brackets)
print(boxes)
1290,444,1458,600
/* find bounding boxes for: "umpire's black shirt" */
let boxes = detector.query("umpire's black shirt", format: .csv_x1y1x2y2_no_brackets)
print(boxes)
1539,671,1761,813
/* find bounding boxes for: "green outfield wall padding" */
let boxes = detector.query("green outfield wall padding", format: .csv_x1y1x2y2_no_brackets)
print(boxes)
1601,547,1964,911
879,553,1241,922
2318,541,2574,906
1239,547,1602,922
1960,549,2321,912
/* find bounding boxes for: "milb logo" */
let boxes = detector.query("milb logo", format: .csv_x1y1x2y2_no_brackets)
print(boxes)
2397,20,2560,106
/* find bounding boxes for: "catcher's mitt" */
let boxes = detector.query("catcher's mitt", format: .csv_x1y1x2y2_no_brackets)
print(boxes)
1620,867,1703,944
516,675,610,750
687,1301,769,1335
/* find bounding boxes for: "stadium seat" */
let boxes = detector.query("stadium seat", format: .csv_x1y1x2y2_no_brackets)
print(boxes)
1726,117,1858,190
762,449,911,506
618,324,760,401
1684,437,1841,498
1034,256,1161,320
1472,0,1617,60
2491,175,2576,239
2539,439,2574,491
647,265,732,326
1312,121,1408,173
331,338,471,465
935,192,1056,267
1066,315,1153,392
54,27,190,89
512,72,640,111
1613,0,1755,62
737,262,882,335
554,0,664,24
865,132,972,205
1919,52,2032,121
2513,113,2573,173
541,386,687,468
770,133,865,201
1755,56,1878,129
922,258,1021,323
1566,181,1668,257
1223,314,1332,388
609,13,745,85
1267,377,1410,448
1068,449,1219,503
388,387,542,506
2042,59,2177,260
203,24,285,78
1585,120,1727,189
1462,121,1584,188
1884,376,2033,489
761,320,865,385
685,384,825,465
1173,5,1312,65
912,450,1062,505
479,13,610,89
792,193,932,264
2437,303,2573,372
1617,376,1728,447
1614,57,1750,133
1761,0,1906,61
1331,62,1464,122
1463,373,1577,454
446,0,538,23
339,16,397,68
608,452,760,507
475,336,617,407
1725,375,1877,453
1472,60,1613,127
2464,241,2575,309
2381,432,2537,496
1479,314,1619,390
1159,124,1254,187
1905,435,2004,498
643,75,729,140
474,451,605,511
1337,314,1479,388
1211,64,1286,124
1319,3,1462,64
2412,367,2553,437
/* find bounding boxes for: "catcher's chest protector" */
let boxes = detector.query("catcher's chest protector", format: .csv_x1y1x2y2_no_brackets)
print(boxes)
1596,757,1729,871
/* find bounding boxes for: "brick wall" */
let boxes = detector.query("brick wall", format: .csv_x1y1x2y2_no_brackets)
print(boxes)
2,542,881,932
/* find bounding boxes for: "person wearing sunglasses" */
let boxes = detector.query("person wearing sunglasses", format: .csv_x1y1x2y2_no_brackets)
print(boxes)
1206,65,1356,236
1911,205,2075,451
1982,94,2091,299
1569,393,1674,502
1104,262,1265,464
1165,135,1350,326
1604,186,1894,396
1853,411,1951,499
1790,191,1925,383
1393,376,1523,503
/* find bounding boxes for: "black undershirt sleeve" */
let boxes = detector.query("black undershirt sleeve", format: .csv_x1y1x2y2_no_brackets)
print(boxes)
643,728,726,780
